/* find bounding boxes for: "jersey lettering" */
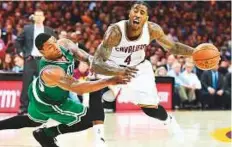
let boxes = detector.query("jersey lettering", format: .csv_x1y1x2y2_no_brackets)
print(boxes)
67,62,74,75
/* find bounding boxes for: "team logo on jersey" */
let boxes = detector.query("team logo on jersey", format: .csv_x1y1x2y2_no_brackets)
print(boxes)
211,127,231,142
67,62,75,75
115,44,147,53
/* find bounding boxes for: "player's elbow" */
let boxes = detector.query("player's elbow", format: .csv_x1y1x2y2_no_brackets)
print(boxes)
91,60,103,73
168,43,179,55
70,87,85,95
69,83,89,95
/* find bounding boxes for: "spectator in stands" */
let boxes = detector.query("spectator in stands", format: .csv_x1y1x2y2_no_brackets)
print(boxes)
177,56,186,72
0,58,3,70
228,62,232,73
150,54,159,72
181,62,202,107
166,55,176,71
167,28,178,42
15,9,56,115
218,60,229,76
73,61,89,80
12,55,24,73
200,65,226,109
223,72,231,109
58,30,68,39
0,30,6,59
155,66,167,77
1,24,17,49
167,62,189,108
2,53,14,71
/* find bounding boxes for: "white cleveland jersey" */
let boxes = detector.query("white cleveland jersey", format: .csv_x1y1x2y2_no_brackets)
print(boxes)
107,20,150,66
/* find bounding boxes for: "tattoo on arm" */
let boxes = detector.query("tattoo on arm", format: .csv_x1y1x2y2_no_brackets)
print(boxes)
92,25,123,76
149,22,194,56
171,42,194,56
73,47,91,64
57,38,91,63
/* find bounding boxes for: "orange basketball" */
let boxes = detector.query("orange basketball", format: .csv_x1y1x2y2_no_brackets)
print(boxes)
192,43,221,70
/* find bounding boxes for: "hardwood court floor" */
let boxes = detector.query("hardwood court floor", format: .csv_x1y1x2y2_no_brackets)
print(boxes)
0,111,231,147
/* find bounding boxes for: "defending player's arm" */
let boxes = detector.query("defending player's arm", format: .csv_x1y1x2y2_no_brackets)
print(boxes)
57,38,92,65
148,22,194,56
41,66,130,95
92,25,138,76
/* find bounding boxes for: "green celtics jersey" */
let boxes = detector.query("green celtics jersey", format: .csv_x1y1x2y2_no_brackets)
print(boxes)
33,46,75,104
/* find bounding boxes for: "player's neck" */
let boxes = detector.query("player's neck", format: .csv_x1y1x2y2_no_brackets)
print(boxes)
56,56,67,61
126,21,143,40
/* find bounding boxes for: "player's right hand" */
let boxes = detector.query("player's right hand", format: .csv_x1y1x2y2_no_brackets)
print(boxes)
119,66,138,78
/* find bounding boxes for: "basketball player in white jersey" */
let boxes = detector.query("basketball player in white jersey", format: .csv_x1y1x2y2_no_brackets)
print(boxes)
92,2,195,143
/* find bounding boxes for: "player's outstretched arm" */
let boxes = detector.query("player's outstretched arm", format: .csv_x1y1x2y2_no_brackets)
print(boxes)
92,25,124,76
148,22,194,56
92,25,138,77
57,38,92,65
40,66,131,95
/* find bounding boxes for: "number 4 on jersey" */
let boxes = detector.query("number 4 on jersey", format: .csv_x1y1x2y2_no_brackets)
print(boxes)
124,54,132,65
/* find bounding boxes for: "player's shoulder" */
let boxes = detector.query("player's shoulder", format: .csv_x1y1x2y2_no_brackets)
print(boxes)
148,21,164,39
41,65,65,84
106,23,121,36
148,22,163,31
40,65,65,86
103,23,122,46
41,65,65,77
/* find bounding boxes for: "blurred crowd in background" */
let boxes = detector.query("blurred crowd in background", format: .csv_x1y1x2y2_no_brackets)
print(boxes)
0,1,231,110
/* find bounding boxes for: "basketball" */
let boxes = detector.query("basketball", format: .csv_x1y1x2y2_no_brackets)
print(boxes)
192,43,221,70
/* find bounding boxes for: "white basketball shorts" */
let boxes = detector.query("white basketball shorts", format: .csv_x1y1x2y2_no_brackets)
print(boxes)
98,60,160,105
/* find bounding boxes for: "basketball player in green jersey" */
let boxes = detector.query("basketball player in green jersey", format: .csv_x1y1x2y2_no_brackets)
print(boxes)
0,33,137,147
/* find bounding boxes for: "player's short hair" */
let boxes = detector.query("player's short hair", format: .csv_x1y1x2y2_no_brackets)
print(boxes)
131,1,150,11
35,33,51,50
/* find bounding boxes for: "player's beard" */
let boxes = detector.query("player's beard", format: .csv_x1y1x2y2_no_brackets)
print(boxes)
50,53,63,61
57,54,64,60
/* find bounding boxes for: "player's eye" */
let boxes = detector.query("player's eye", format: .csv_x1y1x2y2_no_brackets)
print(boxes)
134,9,139,13
140,11,145,15
47,44,53,50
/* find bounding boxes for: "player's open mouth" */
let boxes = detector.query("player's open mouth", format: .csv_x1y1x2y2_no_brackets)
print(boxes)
133,19,140,24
